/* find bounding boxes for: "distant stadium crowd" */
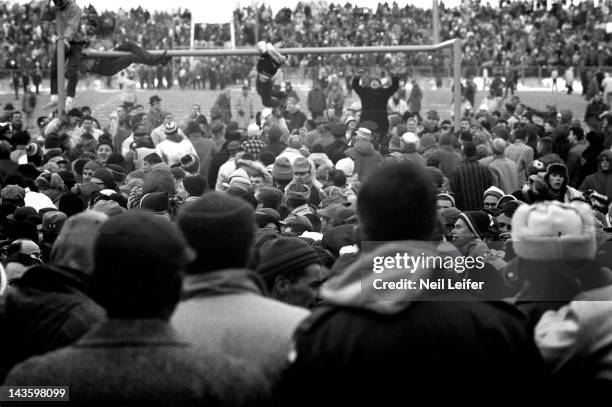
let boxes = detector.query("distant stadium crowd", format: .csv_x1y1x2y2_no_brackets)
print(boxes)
2,0,612,95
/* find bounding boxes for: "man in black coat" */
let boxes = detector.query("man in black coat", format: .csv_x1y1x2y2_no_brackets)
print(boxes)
352,71,399,149
278,163,548,405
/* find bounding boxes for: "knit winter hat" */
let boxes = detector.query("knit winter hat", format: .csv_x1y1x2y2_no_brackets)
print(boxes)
420,133,437,150
498,200,523,218
458,210,493,240
439,207,461,227
483,186,504,201
227,170,252,194
106,164,127,184
293,157,311,173
288,134,302,149
512,200,596,260
439,133,452,146
183,175,207,197
91,167,116,189
272,157,293,181
92,199,127,217
83,160,102,173
257,237,321,282
436,193,456,207
177,192,255,273
163,121,178,134
286,181,311,201
496,194,518,209
140,192,169,215
356,128,372,141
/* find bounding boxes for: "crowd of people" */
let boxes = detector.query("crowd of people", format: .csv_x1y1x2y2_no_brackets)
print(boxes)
0,38,612,398
3,0,612,98
4,0,612,403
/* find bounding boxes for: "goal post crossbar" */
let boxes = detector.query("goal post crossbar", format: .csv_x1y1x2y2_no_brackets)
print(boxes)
86,39,459,58
77,39,464,129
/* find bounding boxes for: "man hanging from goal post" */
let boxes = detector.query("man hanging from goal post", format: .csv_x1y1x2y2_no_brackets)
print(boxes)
44,0,172,110
254,41,288,109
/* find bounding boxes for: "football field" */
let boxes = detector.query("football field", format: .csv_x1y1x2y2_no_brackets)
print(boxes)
0,84,589,131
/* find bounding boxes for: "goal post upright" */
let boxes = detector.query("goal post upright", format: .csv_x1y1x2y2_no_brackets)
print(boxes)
453,38,462,132
57,9,66,116
87,39,463,128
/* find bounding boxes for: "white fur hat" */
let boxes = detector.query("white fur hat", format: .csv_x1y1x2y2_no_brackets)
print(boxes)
512,201,596,261
401,132,419,146
335,157,355,177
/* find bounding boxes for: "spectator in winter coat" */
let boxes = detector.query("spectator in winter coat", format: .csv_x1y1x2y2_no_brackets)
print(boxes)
155,122,197,167
235,85,255,130
450,142,496,211
343,128,384,182
580,150,612,199
505,127,534,186
278,163,547,406
427,133,462,178
306,80,326,119
352,72,399,148
173,193,309,402
0,211,108,381
5,211,267,405
479,138,519,194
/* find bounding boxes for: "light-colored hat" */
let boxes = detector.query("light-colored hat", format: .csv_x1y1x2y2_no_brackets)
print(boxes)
247,123,260,137
356,128,372,141
335,157,355,177
512,201,596,261
163,121,178,134
401,132,419,146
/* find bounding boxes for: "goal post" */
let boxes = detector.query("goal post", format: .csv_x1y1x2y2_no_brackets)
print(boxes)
82,39,464,129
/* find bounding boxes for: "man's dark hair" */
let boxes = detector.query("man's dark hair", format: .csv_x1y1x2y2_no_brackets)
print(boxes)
459,131,473,143
12,130,30,146
357,163,436,241
513,127,528,141
570,126,585,141
143,153,163,165
327,169,347,187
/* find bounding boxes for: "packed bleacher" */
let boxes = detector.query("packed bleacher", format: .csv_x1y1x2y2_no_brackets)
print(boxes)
2,0,612,89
